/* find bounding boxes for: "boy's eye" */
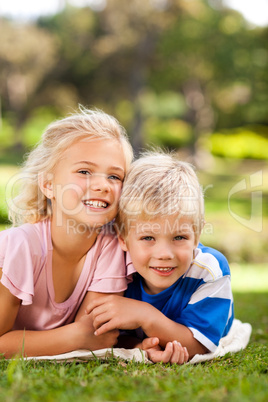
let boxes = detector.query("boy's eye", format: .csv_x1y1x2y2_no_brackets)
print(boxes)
141,236,154,241
174,235,185,241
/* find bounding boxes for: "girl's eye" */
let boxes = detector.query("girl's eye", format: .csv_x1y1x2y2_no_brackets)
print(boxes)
78,170,91,175
108,175,122,181
141,236,154,241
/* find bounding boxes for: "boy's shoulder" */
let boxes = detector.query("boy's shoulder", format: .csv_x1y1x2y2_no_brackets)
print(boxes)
189,243,230,282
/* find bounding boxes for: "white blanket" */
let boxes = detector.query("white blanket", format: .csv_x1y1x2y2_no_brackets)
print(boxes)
25,319,252,364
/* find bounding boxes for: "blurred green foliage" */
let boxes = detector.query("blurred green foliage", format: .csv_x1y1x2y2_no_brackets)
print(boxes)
210,127,268,159
0,0,267,156
144,118,192,149
21,107,60,148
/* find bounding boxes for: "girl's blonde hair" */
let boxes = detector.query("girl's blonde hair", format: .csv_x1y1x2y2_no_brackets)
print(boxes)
9,107,133,226
117,151,204,242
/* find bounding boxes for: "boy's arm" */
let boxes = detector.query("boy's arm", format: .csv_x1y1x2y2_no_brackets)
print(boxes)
86,295,207,358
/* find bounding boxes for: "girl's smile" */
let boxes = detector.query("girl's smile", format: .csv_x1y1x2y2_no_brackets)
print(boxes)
82,199,109,209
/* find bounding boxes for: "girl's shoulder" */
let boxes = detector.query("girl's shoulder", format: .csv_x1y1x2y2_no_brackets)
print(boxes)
0,219,51,256
99,222,117,238
0,220,51,306
95,222,119,250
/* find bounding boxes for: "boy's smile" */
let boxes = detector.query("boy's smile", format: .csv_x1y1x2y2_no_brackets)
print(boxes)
119,215,199,295
149,266,176,275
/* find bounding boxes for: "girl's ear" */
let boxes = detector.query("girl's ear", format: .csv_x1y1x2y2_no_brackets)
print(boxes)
38,172,54,199
118,235,128,252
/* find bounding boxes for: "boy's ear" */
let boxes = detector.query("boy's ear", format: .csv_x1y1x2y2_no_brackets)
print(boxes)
38,172,54,199
118,235,128,252
195,220,205,247
194,235,201,249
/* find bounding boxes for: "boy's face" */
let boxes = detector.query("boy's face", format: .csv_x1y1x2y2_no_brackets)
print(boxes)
119,215,199,295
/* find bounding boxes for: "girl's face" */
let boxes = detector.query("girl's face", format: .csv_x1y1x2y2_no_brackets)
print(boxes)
49,139,126,230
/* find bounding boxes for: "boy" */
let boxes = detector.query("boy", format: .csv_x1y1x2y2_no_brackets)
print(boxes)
87,152,234,364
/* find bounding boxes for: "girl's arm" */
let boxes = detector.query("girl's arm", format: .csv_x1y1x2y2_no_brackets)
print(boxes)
0,270,119,358
86,295,207,358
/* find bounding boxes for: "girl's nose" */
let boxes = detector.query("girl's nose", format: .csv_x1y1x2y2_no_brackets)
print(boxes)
89,174,110,192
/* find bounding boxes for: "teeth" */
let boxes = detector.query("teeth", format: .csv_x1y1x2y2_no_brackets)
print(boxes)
153,267,174,272
83,200,108,208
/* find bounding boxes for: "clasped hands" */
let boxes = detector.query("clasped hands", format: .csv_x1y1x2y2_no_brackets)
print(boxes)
86,294,189,365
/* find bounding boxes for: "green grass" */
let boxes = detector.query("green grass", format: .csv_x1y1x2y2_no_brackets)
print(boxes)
0,290,267,402
231,264,268,293
0,269,267,402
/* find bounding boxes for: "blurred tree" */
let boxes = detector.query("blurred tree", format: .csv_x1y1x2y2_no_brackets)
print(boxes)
89,0,185,152
0,0,267,157
149,0,268,158
38,6,98,109
38,0,186,152
0,19,58,150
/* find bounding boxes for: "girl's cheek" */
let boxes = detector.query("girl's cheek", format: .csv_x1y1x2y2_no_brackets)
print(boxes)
58,188,83,211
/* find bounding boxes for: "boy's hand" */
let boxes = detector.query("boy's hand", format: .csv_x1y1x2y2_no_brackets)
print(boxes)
141,338,189,365
85,295,150,335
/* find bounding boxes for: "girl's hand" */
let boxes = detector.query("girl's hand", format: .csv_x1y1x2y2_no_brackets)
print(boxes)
86,295,150,335
141,337,189,365
74,312,119,350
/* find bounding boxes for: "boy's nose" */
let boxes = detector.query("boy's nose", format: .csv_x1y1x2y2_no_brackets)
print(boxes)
155,243,174,260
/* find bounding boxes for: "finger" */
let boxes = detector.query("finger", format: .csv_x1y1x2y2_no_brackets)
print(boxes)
141,337,160,350
155,342,173,363
85,300,104,315
94,319,119,336
175,343,188,365
89,303,113,320
183,346,189,363
85,296,111,314
90,304,109,319
170,341,181,364
88,310,108,331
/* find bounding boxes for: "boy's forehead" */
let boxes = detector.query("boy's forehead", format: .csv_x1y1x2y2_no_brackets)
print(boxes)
128,216,195,234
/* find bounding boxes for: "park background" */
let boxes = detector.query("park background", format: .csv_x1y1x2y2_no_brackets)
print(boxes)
0,1,267,401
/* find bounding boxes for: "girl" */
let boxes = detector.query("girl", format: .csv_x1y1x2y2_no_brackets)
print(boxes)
0,107,134,358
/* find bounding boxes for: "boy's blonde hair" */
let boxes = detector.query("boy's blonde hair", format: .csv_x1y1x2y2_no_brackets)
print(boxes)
117,152,204,241
9,107,133,226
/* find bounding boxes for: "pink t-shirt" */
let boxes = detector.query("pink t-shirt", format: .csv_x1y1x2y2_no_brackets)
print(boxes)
0,219,134,331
